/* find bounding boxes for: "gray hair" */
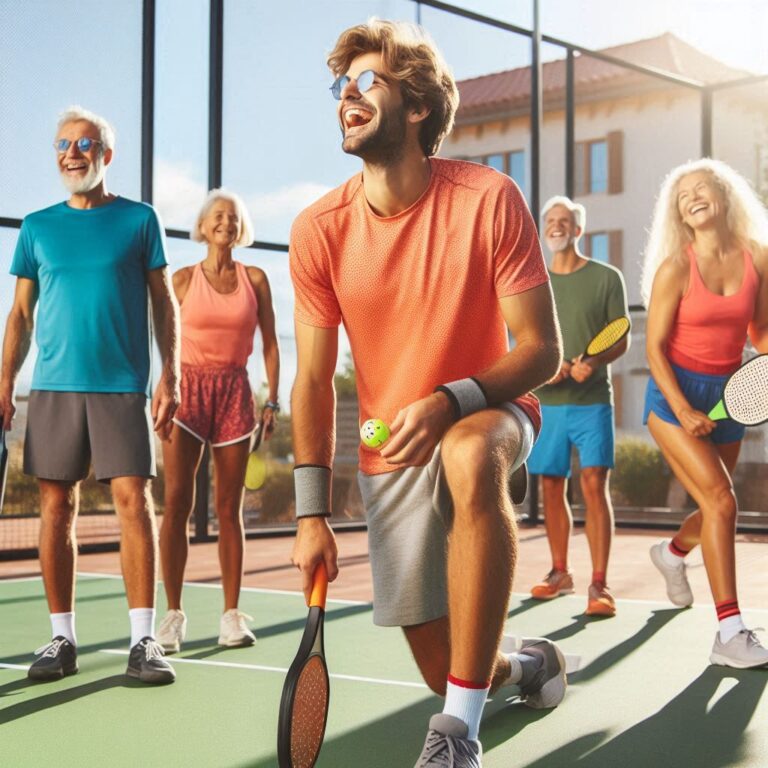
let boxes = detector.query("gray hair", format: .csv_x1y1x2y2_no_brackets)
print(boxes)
542,195,586,233
56,105,116,152
191,188,255,248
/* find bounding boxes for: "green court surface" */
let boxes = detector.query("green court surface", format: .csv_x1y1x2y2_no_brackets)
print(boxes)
2,574,767,768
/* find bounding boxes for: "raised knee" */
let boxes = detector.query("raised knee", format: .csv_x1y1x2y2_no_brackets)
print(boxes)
707,485,737,522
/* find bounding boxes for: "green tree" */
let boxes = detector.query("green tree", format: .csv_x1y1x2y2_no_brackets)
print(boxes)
334,352,358,400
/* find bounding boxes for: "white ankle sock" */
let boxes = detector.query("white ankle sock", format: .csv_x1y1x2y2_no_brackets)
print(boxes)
719,614,747,644
661,543,685,568
499,652,540,687
129,608,156,647
50,612,76,646
442,679,490,741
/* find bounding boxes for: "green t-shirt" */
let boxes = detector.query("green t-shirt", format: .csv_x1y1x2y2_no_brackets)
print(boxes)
537,259,629,406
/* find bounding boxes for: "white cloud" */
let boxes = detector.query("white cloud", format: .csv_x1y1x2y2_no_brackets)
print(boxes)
153,159,332,237
154,160,208,229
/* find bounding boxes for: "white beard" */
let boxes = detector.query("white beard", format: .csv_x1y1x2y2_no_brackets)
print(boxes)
545,235,571,254
60,156,105,194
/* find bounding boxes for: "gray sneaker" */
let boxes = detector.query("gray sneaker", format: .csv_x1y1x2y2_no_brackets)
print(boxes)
517,637,567,709
649,540,693,607
710,629,768,669
414,714,482,767
126,636,176,684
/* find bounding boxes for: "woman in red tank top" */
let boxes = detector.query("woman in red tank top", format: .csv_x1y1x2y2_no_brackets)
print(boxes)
157,189,280,652
642,159,768,668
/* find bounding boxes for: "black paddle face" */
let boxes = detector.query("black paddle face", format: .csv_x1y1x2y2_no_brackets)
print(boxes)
0,430,8,513
277,607,329,768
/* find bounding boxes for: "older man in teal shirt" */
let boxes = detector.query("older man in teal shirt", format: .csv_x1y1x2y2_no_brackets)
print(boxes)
0,106,180,684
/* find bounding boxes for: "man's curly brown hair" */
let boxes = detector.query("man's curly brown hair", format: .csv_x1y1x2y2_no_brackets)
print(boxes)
327,18,459,157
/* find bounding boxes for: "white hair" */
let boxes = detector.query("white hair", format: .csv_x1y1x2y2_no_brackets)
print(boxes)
542,195,586,234
640,158,768,307
191,188,255,248
56,105,115,151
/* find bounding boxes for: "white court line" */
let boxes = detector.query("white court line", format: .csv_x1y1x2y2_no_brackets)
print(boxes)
0,663,29,671
8,572,768,614
99,649,428,689
0,575,47,584
74,571,369,606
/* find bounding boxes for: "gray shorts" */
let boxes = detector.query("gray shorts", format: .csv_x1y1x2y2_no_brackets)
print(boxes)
357,403,535,627
24,391,156,483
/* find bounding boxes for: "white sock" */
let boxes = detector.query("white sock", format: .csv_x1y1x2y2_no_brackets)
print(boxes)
129,608,156,647
50,612,76,646
719,614,747,644
500,651,543,687
661,542,686,568
442,679,489,741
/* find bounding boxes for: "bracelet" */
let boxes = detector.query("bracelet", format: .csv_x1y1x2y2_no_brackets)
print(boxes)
264,400,280,413
294,465,332,519
434,377,488,420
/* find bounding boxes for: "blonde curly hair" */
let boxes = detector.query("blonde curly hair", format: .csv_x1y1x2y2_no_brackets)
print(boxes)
641,158,768,307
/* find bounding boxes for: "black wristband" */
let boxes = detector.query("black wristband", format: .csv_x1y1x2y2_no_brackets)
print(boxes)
434,377,488,420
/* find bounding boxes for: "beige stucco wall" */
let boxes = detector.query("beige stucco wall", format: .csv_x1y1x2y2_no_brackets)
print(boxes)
443,87,768,457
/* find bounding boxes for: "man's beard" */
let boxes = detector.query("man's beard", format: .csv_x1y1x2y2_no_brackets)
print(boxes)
545,235,572,254
341,103,407,166
60,155,105,194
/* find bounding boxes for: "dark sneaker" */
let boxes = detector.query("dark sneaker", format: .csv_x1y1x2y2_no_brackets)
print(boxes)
414,714,482,767
126,636,176,684
28,636,78,682
517,637,567,709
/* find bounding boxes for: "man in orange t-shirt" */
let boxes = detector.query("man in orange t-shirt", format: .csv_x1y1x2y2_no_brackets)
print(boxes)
289,20,565,765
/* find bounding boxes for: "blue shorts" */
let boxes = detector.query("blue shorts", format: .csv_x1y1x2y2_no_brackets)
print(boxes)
643,364,745,445
528,403,614,478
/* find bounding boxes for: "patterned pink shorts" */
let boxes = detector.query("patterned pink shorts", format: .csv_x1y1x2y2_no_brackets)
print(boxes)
174,365,256,446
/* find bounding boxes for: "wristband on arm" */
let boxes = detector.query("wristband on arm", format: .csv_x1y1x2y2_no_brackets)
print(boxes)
434,377,488,421
294,464,332,519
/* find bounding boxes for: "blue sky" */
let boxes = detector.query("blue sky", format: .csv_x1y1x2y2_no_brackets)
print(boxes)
2,0,767,403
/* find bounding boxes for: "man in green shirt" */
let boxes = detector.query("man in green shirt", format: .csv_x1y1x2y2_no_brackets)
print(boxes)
528,196,630,617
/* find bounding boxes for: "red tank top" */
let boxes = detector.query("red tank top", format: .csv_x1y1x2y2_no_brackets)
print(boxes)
180,261,259,367
666,245,758,375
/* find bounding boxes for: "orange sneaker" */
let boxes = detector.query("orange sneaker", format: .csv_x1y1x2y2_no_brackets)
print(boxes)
530,570,575,600
585,583,616,617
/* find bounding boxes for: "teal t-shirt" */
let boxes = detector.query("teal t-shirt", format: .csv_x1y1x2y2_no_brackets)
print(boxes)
537,259,629,406
10,197,168,395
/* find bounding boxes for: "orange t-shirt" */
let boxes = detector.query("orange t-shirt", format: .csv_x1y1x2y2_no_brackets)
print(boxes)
290,158,549,474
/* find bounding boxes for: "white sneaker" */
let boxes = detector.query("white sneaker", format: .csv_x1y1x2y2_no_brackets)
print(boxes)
649,540,693,607
218,609,256,647
710,629,768,669
156,609,187,654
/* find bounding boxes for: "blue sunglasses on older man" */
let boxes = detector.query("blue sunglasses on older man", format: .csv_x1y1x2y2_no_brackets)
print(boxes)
53,137,103,153
330,69,381,100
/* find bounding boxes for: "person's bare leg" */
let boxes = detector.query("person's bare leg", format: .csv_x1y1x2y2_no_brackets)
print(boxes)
159,426,205,610
579,466,612,578
38,480,79,614
111,476,157,609
648,414,738,603
440,410,521,684
541,475,571,570
211,439,250,611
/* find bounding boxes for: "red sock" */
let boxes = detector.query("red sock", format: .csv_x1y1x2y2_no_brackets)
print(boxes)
592,571,606,587
553,561,568,573
669,538,691,558
715,599,740,622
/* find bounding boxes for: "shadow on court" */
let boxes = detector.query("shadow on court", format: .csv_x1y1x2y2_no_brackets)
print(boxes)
567,608,682,683
0,675,153,726
507,597,546,619
520,665,768,768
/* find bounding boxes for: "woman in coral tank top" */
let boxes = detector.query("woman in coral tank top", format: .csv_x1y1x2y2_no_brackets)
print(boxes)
641,159,768,668
157,189,280,652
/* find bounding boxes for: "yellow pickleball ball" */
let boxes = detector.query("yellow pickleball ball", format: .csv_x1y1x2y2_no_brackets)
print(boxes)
360,418,390,448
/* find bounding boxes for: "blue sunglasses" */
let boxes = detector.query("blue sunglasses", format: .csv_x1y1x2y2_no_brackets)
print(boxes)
53,137,103,154
330,69,380,100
